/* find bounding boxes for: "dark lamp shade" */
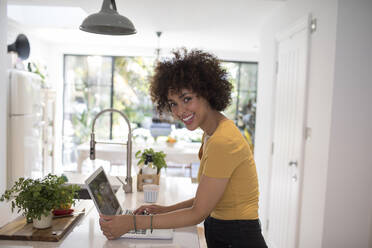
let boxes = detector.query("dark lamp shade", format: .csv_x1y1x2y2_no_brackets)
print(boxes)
7,34,30,60
80,8,136,35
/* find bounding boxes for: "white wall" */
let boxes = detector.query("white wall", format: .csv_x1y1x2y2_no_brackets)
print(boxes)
0,0,7,199
0,0,16,227
7,20,54,76
255,0,339,247
48,41,259,61
257,0,372,247
322,1,372,247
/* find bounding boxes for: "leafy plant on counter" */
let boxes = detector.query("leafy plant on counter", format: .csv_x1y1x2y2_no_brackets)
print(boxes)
135,148,167,174
0,174,80,220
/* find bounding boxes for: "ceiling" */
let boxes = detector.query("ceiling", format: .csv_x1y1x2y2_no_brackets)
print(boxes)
7,0,285,56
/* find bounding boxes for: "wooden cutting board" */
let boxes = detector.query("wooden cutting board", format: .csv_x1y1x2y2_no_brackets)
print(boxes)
0,200,92,242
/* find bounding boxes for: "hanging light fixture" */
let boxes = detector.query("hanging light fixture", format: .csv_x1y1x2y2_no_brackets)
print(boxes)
80,0,136,35
155,31,162,63
7,34,30,60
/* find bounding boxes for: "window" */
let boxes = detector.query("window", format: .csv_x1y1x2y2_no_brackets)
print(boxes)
112,57,154,139
223,62,258,146
62,55,257,166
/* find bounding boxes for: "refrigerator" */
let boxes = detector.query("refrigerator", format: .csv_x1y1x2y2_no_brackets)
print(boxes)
7,69,43,188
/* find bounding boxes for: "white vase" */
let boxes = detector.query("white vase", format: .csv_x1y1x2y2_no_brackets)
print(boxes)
142,165,157,183
33,212,52,229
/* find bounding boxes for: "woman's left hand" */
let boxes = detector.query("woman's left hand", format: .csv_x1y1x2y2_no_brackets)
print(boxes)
99,214,132,240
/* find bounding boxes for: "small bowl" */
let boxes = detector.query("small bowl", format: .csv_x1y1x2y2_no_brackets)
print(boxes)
166,142,176,147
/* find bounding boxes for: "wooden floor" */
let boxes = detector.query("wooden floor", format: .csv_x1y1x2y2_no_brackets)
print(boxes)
197,226,207,248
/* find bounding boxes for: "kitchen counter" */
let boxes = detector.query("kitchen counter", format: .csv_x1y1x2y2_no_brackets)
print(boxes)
0,173,200,248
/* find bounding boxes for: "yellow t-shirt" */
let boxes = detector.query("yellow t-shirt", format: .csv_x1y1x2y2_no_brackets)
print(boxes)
197,119,259,220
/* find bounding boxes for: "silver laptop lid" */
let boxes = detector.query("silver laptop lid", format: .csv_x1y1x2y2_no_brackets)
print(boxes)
85,166,122,215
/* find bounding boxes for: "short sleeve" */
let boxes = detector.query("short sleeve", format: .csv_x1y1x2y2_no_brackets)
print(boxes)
202,137,245,178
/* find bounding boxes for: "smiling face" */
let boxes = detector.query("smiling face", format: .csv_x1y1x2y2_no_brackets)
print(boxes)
167,89,212,131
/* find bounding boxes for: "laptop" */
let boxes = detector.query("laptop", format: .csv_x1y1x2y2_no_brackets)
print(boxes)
85,166,173,239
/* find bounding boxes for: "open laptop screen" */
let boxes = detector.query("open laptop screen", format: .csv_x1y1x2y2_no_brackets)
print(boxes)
85,167,174,240
85,167,121,215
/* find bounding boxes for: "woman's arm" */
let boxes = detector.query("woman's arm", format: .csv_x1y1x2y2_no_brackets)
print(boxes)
143,175,228,228
100,175,228,239
133,198,195,215
166,197,195,212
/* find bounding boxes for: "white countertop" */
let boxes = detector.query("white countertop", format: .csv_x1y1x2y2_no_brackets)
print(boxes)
0,174,200,248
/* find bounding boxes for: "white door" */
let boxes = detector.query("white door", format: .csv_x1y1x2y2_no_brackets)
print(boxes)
267,16,310,248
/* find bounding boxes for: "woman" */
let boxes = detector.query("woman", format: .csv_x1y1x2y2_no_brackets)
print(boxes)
99,49,267,248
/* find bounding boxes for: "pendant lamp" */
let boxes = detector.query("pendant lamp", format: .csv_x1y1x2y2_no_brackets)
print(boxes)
80,0,136,35
155,31,162,62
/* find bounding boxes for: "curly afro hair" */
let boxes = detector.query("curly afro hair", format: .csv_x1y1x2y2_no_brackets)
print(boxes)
150,48,232,114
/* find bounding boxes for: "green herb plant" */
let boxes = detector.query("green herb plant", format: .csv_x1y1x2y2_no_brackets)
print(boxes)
0,174,80,220
135,148,167,174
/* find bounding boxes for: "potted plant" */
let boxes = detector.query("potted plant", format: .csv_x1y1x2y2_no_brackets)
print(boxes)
0,174,80,229
52,174,80,216
135,148,167,191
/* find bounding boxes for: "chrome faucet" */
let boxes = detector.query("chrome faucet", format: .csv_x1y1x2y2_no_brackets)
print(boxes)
90,108,133,193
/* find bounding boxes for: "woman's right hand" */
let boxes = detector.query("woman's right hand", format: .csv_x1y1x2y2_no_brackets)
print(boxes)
133,204,168,215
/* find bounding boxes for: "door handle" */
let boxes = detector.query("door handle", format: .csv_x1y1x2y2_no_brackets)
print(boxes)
292,175,298,182
289,161,298,167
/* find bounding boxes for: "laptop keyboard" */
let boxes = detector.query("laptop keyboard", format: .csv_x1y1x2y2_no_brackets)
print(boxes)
125,210,147,235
